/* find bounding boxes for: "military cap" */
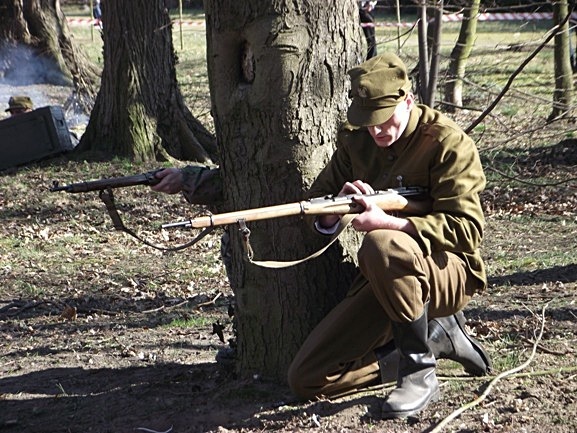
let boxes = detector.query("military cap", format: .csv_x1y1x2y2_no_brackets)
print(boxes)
6,95,34,112
347,53,412,127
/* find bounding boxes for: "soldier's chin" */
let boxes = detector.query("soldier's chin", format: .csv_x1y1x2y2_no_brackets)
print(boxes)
374,136,394,148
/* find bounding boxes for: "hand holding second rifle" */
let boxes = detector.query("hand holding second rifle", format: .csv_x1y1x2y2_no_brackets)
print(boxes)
150,168,184,194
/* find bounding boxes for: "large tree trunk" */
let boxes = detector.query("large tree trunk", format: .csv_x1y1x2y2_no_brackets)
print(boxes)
550,0,574,121
444,0,480,112
0,0,99,112
77,0,217,163
204,0,363,381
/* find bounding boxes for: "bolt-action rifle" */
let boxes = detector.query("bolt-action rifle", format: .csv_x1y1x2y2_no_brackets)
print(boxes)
163,186,430,229
49,169,200,251
162,186,431,267
49,169,162,193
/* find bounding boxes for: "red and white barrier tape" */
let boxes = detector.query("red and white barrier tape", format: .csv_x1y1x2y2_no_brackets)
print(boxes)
67,12,577,28
381,12,577,28
66,18,204,27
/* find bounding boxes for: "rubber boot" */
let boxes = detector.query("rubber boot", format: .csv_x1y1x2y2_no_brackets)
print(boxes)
381,310,440,419
375,311,492,384
428,311,492,376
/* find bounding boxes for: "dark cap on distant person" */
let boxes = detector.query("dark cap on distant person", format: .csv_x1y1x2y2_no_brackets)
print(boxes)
6,95,34,112
347,53,412,127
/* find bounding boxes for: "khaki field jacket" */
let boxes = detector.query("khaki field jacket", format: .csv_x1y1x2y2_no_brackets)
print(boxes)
307,104,487,291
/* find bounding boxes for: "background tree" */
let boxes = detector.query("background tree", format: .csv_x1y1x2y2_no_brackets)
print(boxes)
204,0,364,380
415,0,442,106
550,0,574,121
77,0,217,163
444,0,480,111
0,0,99,112
425,0,443,107
416,0,430,103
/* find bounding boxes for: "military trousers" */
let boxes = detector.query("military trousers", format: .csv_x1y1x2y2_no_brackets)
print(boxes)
287,229,476,400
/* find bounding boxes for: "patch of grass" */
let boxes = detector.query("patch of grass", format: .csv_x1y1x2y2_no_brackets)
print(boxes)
483,216,577,277
499,105,519,117
8,281,44,298
491,348,523,373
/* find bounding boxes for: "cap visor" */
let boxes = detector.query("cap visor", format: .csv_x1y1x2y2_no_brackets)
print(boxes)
347,103,397,127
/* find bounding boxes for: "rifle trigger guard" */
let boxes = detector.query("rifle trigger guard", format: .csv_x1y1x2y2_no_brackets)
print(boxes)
237,219,254,261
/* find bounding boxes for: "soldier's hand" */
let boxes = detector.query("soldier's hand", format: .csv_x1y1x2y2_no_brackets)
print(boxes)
351,195,417,235
338,180,375,197
150,168,184,194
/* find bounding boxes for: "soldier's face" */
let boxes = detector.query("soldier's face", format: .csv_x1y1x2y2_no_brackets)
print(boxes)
9,107,31,116
367,95,413,148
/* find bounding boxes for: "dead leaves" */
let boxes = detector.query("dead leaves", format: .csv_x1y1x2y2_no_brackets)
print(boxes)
482,185,577,218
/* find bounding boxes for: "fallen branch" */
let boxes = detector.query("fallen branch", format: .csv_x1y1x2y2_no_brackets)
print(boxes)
0,300,47,316
520,336,572,356
439,365,577,382
428,302,549,433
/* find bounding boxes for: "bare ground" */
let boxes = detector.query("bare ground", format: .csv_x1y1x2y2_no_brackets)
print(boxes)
1,84,577,433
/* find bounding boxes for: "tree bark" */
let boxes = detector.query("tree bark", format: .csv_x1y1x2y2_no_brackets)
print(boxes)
425,0,443,107
417,0,430,103
444,0,480,111
77,0,217,163
550,0,574,121
204,0,363,381
0,0,100,111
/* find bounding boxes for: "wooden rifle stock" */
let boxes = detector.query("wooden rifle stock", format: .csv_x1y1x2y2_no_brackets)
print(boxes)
162,186,430,230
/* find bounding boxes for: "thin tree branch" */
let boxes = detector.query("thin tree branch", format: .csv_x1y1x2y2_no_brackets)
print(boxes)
484,165,577,187
465,10,573,134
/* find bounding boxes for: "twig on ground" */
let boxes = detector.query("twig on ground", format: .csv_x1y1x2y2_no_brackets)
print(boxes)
135,426,173,433
141,299,189,314
428,302,550,433
196,291,222,308
520,336,572,356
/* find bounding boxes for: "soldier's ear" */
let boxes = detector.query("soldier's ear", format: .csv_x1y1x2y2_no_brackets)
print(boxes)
405,93,415,111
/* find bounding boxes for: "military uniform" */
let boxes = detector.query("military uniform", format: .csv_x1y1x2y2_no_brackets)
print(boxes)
309,105,486,290
288,54,489,416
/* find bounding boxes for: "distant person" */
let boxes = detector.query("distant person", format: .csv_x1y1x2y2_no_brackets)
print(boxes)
5,96,34,117
93,0,102,28
360,1,378,60
3,95,81,147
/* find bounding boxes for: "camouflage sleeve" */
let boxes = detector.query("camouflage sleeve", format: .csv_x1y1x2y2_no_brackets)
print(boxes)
180,165,223,205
